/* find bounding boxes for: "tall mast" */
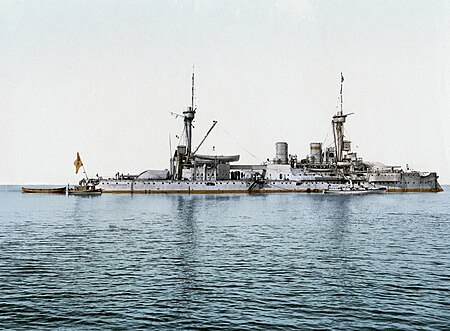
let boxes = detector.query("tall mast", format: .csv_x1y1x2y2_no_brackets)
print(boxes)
340,72,344,115
191,67,195,111
332,72,347,163
183,68,196,157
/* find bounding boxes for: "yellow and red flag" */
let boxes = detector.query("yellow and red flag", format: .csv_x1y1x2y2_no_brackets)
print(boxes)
73,152,83,174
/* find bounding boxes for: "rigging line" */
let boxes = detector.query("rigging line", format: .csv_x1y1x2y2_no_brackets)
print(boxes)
222,129,262,162
343,127,359,149
322,127,330,147
178,126,186,146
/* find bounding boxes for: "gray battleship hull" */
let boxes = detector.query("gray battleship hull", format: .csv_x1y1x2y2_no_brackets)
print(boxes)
97,171,442,194
368,171,442,193
98,179,325,194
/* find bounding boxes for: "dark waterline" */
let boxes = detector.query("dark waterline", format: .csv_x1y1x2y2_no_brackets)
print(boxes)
1,186,449,330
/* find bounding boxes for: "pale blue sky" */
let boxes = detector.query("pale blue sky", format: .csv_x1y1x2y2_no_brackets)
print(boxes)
1,0,449,184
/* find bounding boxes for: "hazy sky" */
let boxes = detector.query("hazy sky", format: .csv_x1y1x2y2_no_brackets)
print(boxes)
1,0,449,184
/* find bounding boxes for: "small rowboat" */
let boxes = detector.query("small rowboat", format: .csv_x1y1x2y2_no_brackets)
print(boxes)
22,187,67,194
323,186,386,195
323,187,386,195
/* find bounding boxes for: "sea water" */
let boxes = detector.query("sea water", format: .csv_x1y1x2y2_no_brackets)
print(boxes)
0,186,449,330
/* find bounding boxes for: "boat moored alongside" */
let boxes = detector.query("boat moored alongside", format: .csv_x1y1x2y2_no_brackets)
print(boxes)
68,178,102,196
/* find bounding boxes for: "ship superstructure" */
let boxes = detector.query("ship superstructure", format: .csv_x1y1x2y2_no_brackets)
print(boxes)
95,73,442,194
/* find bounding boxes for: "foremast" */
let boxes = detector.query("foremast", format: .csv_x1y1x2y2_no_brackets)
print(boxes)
171,70,196,180
183,70,196,157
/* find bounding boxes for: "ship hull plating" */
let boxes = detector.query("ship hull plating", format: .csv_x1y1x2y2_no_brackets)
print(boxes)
97,174,442,194
369,172,442,192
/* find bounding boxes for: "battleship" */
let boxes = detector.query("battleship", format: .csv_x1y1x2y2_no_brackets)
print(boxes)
89,73,442,194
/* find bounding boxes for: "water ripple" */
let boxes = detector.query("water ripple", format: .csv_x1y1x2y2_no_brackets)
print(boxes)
0,186,449,329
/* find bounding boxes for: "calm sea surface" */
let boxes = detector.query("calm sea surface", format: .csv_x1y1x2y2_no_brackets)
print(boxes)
0,185,449,330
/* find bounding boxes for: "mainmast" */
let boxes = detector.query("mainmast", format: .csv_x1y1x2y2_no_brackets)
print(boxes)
340,72,344,115
332,73,350,163
191,67,195,111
